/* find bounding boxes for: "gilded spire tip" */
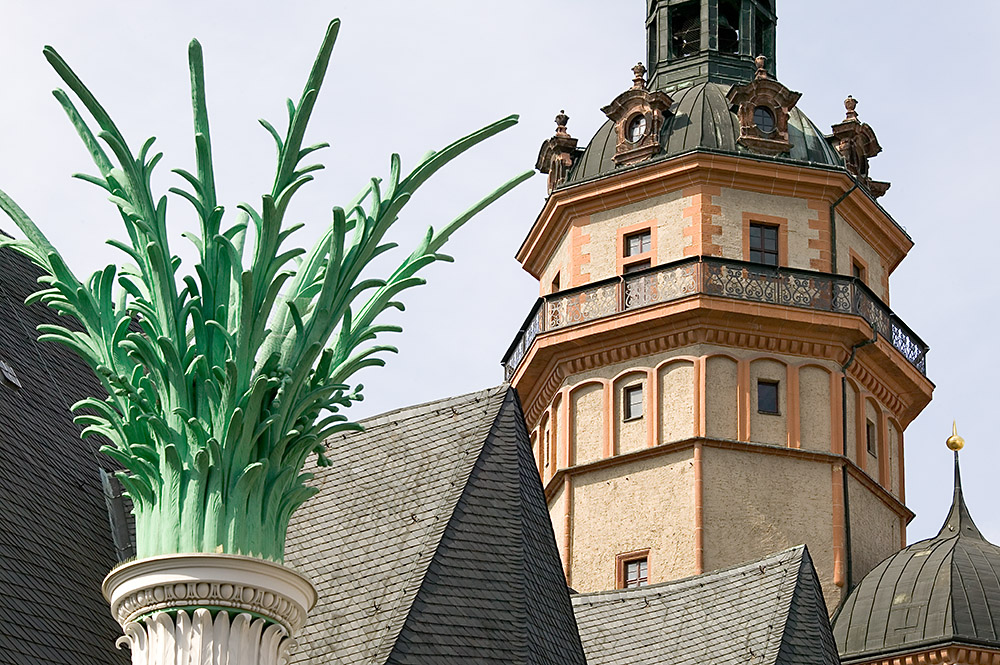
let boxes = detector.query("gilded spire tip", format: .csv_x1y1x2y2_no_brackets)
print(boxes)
946,420,965,451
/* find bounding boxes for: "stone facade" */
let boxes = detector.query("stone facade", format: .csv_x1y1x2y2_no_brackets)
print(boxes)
529,344,909,604
514,111,930,614
536,182,887,300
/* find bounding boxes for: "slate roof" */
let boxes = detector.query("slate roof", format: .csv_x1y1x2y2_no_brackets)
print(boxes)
0,240,128,664
285,385,587,665
833,452,1000,661
565,81,843,186
572,545,840,665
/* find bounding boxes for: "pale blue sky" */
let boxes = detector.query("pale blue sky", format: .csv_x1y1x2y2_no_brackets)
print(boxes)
0,1,997,543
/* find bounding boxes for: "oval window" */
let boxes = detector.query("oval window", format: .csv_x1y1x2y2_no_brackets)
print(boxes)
628,115,647,143
753,106,775,134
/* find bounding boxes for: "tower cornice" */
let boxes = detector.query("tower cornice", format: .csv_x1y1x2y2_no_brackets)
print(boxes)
511,293,932,428
542,437,914,524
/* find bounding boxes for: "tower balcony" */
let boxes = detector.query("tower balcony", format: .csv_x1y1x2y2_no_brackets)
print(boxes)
503,257,930,421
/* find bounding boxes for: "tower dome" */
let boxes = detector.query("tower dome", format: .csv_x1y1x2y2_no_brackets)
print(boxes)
565,81,842,187
832,452,1000,660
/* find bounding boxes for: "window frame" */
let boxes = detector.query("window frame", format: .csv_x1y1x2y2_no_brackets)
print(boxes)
624,229,652,257
616,549,651,589
757,379,780,415
623,259,652,274
623,384,644,421
748,222,779,266
866,418,878,457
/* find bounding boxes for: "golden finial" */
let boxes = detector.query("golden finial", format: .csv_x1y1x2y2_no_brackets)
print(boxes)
946,421,965,451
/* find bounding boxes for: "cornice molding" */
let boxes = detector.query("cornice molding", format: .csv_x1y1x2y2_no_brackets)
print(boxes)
514,296,931,427
842,643,1000,665
542,436,913,522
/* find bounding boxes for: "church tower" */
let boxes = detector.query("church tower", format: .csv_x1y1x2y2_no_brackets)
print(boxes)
507,0,933,609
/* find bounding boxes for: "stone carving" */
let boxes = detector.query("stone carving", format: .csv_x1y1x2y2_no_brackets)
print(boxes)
601,63,674,166
104,553,317,635
0,19,531,561
727,55,802,156
830,95,890,198
536,110,582,192
118,610,292,665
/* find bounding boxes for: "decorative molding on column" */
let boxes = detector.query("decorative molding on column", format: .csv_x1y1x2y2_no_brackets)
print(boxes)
104,553,317,664
104,554,317,634
117,609,292,665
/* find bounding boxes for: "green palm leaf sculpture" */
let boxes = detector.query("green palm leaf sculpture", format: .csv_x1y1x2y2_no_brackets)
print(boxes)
0,19,531,561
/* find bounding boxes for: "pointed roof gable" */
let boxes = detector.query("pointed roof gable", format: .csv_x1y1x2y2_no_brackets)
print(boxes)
285,385,586,665
833,452,1000,661
572,545,839,665
0,241,128,664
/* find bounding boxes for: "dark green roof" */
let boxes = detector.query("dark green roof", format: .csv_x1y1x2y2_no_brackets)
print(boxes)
832,454,1000,661
564,82,842,187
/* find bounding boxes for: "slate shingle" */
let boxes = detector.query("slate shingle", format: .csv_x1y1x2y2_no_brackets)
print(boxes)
285,386,586,665
0,240,128,664
572,545,840,665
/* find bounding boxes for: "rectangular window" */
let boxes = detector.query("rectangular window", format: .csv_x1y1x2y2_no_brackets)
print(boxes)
624,385,644,420
866,419,877,456
624,230,652,257
757,380,779,415
852,260,866,282
624,558,649,588
617,550,651,589
671,1,700,58
623,259,651,274
749,223,779,266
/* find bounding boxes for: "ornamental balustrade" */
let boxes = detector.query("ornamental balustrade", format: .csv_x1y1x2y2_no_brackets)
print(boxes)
502,257,928,379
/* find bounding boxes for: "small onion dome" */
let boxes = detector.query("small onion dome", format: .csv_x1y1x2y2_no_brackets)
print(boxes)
832,451,1000,661
564,82,841,187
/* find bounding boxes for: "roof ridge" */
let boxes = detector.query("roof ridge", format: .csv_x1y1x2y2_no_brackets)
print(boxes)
337,384,507,434
772,546,840,665
762,545,807,664
368,386,510,664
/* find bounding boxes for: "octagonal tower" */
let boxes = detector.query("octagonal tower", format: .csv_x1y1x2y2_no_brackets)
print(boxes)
508,0,933,610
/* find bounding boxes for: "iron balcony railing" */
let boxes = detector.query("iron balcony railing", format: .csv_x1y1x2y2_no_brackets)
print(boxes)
501,256,928,380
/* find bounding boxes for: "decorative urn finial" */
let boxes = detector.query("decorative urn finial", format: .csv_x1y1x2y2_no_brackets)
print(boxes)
632,61,647,89
754,55,768,80
555,109,570,136
845,95,859,121
947,421,965,451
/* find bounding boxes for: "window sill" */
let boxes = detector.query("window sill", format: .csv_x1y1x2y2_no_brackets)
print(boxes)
623,416,644,423
757,410,781,416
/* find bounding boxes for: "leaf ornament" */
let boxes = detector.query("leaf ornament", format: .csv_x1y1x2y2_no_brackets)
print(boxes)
0,19,531,561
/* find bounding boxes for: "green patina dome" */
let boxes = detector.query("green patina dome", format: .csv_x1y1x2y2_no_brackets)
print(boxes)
564,81,842,187
832,455,1000,661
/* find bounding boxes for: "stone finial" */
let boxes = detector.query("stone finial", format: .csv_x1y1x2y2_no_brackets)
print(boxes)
844,95,859,121
537,108,581,193
632,62,647,89
754,55,768,80
555,110,570,137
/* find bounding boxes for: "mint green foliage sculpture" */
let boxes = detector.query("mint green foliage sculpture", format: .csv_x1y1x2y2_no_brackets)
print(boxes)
0,20,530,561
